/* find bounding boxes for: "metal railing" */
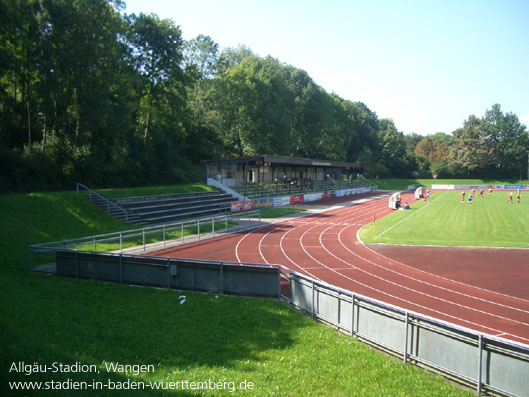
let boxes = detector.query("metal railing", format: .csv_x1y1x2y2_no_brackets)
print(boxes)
29,210,262,270
282,268,529,396
76,183,129,221
210,176,373,200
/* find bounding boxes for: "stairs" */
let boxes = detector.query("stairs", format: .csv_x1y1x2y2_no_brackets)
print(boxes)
84,190,237,225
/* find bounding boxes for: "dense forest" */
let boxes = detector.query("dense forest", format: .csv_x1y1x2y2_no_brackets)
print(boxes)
1,0,528,192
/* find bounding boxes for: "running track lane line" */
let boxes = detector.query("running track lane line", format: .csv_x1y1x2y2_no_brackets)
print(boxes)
284,218,523,338
374,191,447,240
334,195,529,309
235,220,323,281
247,195,529,342
310,218,529,340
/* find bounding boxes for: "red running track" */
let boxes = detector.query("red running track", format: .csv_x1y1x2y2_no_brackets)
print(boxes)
152,192,529,346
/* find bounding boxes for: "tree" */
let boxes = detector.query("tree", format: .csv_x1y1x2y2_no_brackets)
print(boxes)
127,12,185,142
449,115,490,176
377,119,408,177
482,104,529,178
0,0,45,148
216,45,253,75
346,102,379,165
415,136,449,163
183,34,219,81
450,105,529,178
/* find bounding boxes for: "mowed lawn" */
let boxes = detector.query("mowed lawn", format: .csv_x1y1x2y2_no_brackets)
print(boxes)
360,190,529,248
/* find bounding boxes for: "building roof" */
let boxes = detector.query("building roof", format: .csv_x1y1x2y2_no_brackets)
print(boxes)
201,155,358,168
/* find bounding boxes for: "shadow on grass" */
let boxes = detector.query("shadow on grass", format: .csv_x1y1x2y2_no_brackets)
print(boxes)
1,272,306,396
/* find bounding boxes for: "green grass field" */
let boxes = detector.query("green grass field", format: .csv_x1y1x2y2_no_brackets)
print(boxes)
360,190,529,248
0,187,471,396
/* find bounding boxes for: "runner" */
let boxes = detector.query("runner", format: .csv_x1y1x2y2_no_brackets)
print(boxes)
461,191,465,203
509,191,513,203
468,193,473,206
479,189,484,199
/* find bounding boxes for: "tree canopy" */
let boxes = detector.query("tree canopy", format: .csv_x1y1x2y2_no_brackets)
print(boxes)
1,0,527,192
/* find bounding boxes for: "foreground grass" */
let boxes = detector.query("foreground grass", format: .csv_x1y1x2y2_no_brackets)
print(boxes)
259,207,305,218
1,189,471,396
367,178,528,191
360,190,529,248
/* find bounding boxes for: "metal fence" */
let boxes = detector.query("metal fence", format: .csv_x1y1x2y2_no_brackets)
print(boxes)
29,210,262,271
284,270,529,397
50,250,282,297
76,183,129,221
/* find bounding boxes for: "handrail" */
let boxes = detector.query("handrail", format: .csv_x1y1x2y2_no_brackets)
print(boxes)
76,183,128,222
29,210,262,253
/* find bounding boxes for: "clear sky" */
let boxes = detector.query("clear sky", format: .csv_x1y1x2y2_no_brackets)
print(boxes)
122,0,529,136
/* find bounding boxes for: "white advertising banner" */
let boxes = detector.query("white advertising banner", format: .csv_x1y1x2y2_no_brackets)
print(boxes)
304,193,324,202
273,196,291,207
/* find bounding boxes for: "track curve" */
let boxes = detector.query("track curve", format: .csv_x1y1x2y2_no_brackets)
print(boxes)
153,192,529,345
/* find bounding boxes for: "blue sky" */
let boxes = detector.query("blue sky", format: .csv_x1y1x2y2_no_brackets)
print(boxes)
123,0,529,136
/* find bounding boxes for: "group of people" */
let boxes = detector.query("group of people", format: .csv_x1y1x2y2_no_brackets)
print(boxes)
508,189,522,204
460,188,521,205
275,175,315,190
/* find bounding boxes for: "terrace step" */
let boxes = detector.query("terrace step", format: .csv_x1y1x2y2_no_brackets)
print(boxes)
84,190,237,225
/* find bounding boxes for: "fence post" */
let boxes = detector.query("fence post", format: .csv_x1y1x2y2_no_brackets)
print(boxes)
404,311,409,364
277,268,281,300
477,334,483,395
75,251,79,279
350,293,355,337
219,262,223,294
163,226,166,248
311,279,315,319
119,232,123,253
143,228,145,252
198,220,200,240
212,217,215,235
167,259,171,289
289,272,292,300
119,253,123,284
93,236,96,252
181,223,184,243
337,293,341,328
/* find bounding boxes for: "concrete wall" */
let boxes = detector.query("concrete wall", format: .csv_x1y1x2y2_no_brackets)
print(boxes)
289,272,529,396
56,251,280,297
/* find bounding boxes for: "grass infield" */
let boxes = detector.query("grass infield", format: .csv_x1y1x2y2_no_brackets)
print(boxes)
360,190,529,248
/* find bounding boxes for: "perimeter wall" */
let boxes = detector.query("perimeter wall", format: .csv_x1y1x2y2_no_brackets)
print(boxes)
432,184,528,190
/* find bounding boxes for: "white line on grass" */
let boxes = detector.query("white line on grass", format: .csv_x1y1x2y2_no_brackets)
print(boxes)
375,191,448,240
